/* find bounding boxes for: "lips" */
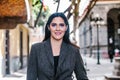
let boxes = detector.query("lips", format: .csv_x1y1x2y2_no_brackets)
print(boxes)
55,32,62,35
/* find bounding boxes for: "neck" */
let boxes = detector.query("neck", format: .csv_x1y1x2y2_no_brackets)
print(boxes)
50,37,63,56
50,37,63,47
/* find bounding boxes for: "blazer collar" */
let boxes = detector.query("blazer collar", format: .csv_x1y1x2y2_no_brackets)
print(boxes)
44,39,54,67
44,38,69,69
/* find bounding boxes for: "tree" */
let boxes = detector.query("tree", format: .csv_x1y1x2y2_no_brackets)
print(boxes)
32,0,49,27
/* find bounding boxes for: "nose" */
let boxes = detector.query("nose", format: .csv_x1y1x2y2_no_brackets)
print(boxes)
56,25,60,30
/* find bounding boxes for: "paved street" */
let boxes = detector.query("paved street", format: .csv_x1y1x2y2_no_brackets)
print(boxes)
0,56,114,80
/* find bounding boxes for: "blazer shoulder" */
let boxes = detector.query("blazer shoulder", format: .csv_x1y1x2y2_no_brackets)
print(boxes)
31,41,45,49
69,43,80,51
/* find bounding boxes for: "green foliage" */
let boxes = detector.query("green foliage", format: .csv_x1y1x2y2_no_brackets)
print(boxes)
32,0,41,20
32,0,50,27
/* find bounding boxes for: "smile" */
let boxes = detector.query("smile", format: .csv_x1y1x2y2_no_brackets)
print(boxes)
55,32,62,35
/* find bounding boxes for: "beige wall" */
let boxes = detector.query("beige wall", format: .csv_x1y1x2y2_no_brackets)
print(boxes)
0,28,26,58
0,30,5,57
9,24,29,72
0,30,5,77
9,27,19,57
0,24,29,76
19,24,29,56
9,24,29,57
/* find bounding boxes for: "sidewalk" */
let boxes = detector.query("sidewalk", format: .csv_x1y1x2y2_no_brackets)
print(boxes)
84,56,114,80
0,56,114,80
0,68,27,80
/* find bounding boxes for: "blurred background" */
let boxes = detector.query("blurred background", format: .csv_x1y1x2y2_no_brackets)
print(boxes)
0,0,120,80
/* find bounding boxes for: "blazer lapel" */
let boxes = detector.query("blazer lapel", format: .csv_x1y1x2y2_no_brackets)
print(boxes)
44,39,54,67
56,41,69,75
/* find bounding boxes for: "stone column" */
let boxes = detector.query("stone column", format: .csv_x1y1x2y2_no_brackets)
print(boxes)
113,57,120,76
105,57,120,80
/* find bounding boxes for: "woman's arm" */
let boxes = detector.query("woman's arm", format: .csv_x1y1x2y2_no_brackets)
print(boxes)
27,45,38,80
74,49,89,80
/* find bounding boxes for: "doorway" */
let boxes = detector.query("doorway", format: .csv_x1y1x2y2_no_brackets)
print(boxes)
107,8,120,56
19,30,23,69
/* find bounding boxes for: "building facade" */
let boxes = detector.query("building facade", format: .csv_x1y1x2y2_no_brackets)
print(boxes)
79,1,120,59
0,24,29,76
0,0,33,77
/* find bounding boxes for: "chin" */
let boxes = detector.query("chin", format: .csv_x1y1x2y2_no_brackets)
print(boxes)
54,38,63,41
52,36,63,41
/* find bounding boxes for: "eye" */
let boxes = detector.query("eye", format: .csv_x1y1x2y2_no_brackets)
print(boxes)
59,23,65,27
51,23,57,27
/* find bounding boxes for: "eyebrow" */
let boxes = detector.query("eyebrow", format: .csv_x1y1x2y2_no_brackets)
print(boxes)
51,23,66,26
51,22,65,24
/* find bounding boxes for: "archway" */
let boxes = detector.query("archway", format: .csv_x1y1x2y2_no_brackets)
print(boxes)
107,8,120,58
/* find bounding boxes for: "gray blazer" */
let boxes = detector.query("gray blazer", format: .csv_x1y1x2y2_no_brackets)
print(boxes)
27,39,88,80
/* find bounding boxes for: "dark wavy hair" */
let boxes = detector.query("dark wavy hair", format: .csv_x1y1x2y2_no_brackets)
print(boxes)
43,12,71,44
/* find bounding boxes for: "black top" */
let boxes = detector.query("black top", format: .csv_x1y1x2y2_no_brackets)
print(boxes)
54,56,59,76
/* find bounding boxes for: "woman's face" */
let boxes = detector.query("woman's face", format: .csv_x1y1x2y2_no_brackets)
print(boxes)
49,17,67,41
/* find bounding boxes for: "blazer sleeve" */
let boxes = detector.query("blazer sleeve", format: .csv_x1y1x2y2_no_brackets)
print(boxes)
27,45,38,80
74,49,89,80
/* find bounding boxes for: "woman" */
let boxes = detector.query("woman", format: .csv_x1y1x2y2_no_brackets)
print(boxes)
27,12,88,80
